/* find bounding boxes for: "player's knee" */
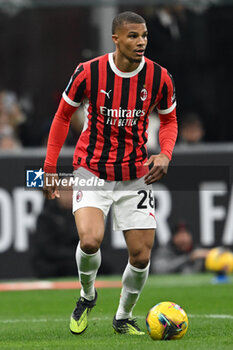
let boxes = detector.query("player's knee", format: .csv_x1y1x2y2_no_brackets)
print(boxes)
80,236,101,254
132,257,150,269
129,243,153,268
130,250,151,269
78,223,103,254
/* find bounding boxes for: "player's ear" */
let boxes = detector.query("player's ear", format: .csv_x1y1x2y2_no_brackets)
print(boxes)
112,34,118,45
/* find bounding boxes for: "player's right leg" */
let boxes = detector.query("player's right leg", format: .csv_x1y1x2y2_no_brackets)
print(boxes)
70,207,105,334
70,167,113,334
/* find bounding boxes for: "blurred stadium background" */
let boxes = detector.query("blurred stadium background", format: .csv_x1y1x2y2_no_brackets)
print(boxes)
0,0,233,280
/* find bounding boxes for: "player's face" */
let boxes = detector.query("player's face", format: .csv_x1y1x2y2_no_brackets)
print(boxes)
112,22,148,64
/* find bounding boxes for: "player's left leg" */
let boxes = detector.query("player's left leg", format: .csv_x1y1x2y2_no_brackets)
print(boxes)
112,178,156,334
113,229,155,335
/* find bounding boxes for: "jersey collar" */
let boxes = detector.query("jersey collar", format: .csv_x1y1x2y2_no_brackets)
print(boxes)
108,52,145,78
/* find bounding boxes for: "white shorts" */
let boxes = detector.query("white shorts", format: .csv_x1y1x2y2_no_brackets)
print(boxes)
72,167,156,231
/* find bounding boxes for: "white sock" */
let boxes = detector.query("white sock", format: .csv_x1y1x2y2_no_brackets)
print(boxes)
115,262,150,320
76,242,101,301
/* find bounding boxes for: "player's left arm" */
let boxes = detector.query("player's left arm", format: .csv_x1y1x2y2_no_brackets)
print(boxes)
144,70,178,185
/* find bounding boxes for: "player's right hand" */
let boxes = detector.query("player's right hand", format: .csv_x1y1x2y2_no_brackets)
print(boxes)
43,173,60,200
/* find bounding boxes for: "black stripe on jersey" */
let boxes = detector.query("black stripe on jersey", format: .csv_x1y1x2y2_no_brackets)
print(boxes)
74,79,86,103
140,63,162,163
114,78,130,180
86,61,99,168
149,63,162,110
128,63,147,178
159,83,168,110
65,65,84,95
98,62,115,179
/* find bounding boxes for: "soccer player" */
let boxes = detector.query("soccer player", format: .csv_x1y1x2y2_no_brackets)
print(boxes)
43,11,177,335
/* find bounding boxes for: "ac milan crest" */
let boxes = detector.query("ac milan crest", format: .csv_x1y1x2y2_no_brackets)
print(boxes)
76,190,83,202
140,88,147,101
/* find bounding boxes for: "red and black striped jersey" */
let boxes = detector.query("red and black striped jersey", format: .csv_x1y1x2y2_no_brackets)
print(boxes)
45,53,177,181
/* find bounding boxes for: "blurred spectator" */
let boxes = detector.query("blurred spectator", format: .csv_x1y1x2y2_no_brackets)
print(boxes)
31,181,78,278
0,90,25,129
179,112,205,144
151,222,209,274
0,90,25,148
0,128,22,149
150,5,184,40
145,5,189,77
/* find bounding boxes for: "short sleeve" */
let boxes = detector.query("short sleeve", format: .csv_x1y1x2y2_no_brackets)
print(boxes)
156,70,176,115
62,64,86,107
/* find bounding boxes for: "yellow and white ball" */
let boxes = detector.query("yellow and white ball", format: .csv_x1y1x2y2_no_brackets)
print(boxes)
205,247,233,273
146,301,188,340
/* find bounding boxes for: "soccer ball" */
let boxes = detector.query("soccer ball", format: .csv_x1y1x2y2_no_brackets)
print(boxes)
205,247,233,273
146,301,188,340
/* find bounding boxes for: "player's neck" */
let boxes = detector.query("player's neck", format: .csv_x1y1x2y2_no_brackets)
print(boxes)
113,52,141,72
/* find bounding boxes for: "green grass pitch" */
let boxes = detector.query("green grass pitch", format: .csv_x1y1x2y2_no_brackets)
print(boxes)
0,274,232,350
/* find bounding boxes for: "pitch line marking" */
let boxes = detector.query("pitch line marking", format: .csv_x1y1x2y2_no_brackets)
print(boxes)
189,314,233,319
0,314,233,324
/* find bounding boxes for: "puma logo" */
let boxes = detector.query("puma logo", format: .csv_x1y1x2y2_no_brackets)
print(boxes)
149,212,155,220
100,89,112,99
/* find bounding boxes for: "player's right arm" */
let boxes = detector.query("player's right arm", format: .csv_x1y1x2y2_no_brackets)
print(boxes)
43,98,77,199
43,64,86,199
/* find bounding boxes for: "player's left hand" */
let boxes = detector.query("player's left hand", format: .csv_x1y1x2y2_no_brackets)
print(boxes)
144,153,170,185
